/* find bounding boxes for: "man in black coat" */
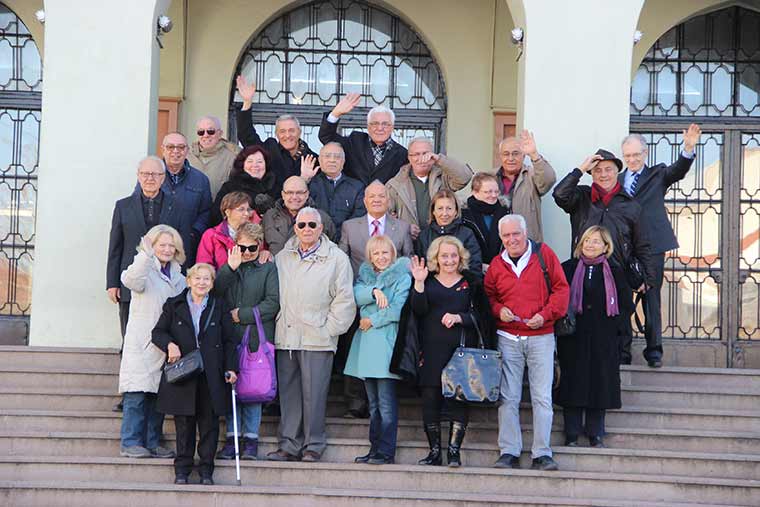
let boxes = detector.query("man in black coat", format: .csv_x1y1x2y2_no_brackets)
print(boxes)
618,124,701,367
318,93,408,186
235,75,319,195
107,156,179,340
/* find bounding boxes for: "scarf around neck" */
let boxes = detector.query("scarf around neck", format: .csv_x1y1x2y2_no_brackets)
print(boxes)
569,254,619,317
466,195,500,216
590,181,621,207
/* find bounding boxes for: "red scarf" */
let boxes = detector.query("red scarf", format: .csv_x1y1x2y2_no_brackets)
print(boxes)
591,182,621,207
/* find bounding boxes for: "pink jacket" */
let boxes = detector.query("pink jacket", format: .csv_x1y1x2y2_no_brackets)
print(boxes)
196,215,262,270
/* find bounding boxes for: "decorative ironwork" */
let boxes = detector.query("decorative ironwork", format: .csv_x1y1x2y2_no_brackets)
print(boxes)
739,133,760,340
631,6,760,117
229,0,446,151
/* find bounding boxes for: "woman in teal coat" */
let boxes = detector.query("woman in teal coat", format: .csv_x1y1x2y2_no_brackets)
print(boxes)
345,235,412,465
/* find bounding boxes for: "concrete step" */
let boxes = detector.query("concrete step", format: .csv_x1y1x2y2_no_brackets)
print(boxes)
0,346,121,370
620,365,760,390
0,367,117,390
619,384,760,410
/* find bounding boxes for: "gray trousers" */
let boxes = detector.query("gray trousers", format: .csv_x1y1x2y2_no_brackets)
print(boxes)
276,349,334,456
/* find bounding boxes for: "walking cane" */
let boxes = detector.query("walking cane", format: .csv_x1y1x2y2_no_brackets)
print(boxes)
226,373,242,486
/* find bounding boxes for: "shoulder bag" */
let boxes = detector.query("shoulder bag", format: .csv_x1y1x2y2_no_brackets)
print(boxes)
235,306,278,403
165,298,216,384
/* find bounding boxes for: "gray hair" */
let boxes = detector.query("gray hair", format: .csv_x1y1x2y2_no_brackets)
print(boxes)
296,206,322,225
197,115,222,130
137,155,164,171
367,105,395,125
498,214,527,234
320,142,345,156
408,137,434,151
621,133,648,152
275,114,301,130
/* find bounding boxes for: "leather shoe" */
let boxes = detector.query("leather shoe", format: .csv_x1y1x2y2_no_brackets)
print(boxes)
200,476,214,486
367,454,394,465
112,402,123,412
531,455,559,471
267,449,299,462
354,450,376,463
174,475,188,485
589,436,605,448
301,450,321,462
343,408,369,419
647,358,663,368
493,453,520,469
564,437,579,447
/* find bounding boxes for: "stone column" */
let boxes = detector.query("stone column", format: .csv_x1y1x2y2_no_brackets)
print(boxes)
29,0,171,347
507,0,645,258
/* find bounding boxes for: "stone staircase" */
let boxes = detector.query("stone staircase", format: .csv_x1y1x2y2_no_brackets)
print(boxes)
0,346,758,506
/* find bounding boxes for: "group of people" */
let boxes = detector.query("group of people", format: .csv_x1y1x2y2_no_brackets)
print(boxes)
106,74,702,483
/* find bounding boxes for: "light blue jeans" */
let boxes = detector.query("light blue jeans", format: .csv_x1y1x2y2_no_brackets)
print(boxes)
225,401,262,440
497,333,555,459
120,391,163,449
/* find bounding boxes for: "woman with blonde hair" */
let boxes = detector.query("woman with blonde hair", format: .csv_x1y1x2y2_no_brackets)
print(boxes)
344,235,411,465
118,224,186,459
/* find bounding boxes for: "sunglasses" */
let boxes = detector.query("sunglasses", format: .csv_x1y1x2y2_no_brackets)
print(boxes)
296,221,319,230
237,244,259,253
197,129,217,136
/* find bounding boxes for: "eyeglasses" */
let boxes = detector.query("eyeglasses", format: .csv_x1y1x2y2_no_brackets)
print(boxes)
163,144,187,152
138,171,164,179
237,243,259,253
197,129,217,137
283,190,308,197
368,121,393,129
296,221,319,229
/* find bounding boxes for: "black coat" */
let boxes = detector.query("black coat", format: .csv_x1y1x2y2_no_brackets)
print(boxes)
235,107,319,195
308,172,366,241
209,170,279,227
318,112,408,186
152,291,238,417
617,155,694,254
415,218,483,275
552,169,656,287
556,259,631,409
106,188,179,302
461,198,510,264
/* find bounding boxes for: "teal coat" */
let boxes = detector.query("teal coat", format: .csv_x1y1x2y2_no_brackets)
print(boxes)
344,257,412,380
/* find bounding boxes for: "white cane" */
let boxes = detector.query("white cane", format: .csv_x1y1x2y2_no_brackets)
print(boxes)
227,373,242,486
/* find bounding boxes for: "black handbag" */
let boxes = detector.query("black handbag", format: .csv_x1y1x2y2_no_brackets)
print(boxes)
534,242,576,337
441,313,502,405
164,298,216,384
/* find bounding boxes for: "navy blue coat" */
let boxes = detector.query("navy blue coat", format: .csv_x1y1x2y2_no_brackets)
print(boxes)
308,172,366,241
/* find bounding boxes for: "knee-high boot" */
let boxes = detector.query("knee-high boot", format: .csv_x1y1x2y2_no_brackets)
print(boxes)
418,423,442,466
447,421,466,468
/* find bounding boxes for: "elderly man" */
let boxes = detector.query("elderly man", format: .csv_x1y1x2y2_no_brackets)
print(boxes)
617,125,701,367
485,214,569,471
387,137,473,239
303,142,365,241
268,207,355,462
495,131,557,242
318,93,408,185
263,176,336,255
236,76,319,195
187,115,240,197
160,132,212,266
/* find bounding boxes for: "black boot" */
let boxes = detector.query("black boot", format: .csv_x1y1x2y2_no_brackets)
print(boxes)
418,423,442,466
447,421,466,468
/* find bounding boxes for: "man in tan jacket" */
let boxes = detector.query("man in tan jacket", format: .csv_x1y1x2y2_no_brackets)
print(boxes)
187,115,240,197
386,137,473,239
495,131,556,242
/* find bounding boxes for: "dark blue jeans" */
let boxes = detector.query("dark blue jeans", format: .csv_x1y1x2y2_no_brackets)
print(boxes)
120,391,163,449
364,378,398,458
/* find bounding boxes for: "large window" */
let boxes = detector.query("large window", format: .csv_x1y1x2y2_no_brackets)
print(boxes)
229,0,446,151
0,4,41,342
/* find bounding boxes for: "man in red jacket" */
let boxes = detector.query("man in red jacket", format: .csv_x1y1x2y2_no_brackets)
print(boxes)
485,214,569,471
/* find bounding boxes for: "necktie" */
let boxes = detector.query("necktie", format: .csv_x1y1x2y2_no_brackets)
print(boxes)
629,171,641,196
371,219,380,237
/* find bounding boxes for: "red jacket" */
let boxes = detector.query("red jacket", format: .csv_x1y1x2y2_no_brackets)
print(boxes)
196,215,262,270
484,242,569,336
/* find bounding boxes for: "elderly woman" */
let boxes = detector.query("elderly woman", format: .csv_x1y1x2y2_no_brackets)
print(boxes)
416,189,482,274
118,224,186,459
410,236,493,467
214,222,280,461
210,145,278,226
152,263,238,485
557,226,630,448
344,236,411,465
462,172,510,269
196,191,269,269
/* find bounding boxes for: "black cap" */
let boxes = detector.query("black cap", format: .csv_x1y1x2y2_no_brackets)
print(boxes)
595,149,623,171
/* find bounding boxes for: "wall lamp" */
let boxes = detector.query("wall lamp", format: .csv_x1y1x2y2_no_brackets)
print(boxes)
34,10,45,24
156,15,173,49
510,27,524,61
633,30,643,45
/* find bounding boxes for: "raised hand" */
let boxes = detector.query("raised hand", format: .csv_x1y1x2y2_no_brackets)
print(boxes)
227,245,242,271
579,154,603,173
682,123,702,153
140,236,155,257
410,255,429,282
236,75,257,106
520,130,539,159
331,93,361,118
300,154,319,181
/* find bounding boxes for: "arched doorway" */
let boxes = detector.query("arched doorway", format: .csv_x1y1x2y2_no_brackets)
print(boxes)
0,4,41,344
228,0,447,151
630,5,760,366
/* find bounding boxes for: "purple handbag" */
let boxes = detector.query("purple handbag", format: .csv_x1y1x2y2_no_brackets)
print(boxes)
235,307,277,403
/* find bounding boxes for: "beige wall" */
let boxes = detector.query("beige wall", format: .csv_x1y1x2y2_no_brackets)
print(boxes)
158,0,185,99
492,0,519,111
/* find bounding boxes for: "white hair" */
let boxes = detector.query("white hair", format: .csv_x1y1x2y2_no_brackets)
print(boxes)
197,115,222,130
296,206,322,225
275,114,301,130
320,142,345,156
621,133,648,151
367,105,395,125
137,155,164,171
408,137,434,151
498,214,527,233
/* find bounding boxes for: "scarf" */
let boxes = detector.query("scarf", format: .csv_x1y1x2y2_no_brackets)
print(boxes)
590,181,621,207
569,254,619,317
466,195,500,216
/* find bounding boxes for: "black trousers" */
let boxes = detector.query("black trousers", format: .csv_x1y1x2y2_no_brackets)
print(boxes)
335,313,368,413
421,386,468,425
563,407,606,439
118,301,130,349
173,376,219,478
642,253,665,361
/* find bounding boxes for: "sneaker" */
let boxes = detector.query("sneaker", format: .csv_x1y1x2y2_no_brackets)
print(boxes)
216,437,236,460
241,438,258,460
120,445,152,458
531,455,559,471
493,453,521,469
149,446,175,458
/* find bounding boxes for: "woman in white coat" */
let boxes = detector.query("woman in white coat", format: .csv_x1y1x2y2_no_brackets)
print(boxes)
118,224,187,458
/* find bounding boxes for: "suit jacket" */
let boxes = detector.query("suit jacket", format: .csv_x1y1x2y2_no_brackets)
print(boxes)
106,188,179,302
339,214,414,276
318,112,408,186
618,155,694,254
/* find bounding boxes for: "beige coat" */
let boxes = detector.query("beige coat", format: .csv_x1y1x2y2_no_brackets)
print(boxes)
274,234,355,352
387,155,473,228
495,158,557,242
188,139,240,197
118,251,186,394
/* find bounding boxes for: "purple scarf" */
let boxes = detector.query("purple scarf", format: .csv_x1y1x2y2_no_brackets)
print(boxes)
569,255,619,317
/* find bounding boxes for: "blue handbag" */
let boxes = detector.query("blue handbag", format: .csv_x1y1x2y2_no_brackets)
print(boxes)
441,313,501,404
